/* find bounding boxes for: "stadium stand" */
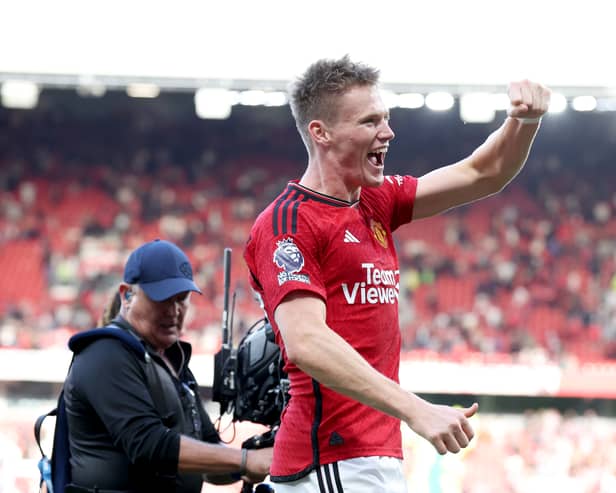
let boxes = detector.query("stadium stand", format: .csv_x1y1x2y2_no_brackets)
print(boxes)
1,92,615,363
1,90,616,492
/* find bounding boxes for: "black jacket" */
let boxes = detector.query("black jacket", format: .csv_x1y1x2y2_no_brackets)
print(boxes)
64,318,219,492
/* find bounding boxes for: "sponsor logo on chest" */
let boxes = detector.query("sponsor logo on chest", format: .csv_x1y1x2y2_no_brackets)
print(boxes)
341,262,399,305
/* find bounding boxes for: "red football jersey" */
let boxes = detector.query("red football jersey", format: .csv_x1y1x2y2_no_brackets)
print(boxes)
244,176,418,480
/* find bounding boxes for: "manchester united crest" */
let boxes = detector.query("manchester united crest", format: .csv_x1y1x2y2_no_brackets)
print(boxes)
370,219,388,248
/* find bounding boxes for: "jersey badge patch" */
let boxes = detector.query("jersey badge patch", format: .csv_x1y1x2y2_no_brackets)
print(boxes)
370,219,388,248
273,238,310,286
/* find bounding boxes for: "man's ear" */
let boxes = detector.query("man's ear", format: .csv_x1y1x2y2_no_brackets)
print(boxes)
308,120,329,146
119,284,133,306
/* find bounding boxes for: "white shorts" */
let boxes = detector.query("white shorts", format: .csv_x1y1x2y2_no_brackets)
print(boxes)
271,456,406,493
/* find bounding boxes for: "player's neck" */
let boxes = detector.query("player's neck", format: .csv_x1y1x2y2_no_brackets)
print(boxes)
300,161,361,203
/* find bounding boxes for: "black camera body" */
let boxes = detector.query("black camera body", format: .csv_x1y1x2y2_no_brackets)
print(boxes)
235,319,289,425
213,318,289,426
212,248,289,429
212,249,287,492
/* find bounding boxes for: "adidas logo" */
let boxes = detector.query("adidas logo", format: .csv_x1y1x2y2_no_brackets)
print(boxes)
343,230,360,243
329,431,344,446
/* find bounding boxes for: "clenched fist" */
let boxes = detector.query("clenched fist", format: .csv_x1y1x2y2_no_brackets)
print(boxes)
507,80,551,120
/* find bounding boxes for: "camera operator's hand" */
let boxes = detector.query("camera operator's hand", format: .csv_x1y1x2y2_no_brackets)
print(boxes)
242,447,273,483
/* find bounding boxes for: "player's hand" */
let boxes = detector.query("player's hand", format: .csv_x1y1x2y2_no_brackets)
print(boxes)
243,447,273,483
507,80,551,120
406,396,478,455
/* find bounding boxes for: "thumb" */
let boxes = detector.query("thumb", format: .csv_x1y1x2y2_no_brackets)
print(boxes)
464,402,479,418
507,103,529,118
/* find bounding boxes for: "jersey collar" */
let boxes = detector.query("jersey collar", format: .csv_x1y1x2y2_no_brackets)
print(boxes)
288,181,359,207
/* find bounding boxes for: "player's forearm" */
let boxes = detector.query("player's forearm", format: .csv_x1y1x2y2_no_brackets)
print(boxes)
469,116,540,190
276,295,418,421
285,322,414,421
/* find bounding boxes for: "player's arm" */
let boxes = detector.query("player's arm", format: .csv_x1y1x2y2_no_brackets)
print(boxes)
275,291,478,454
412,80,551,220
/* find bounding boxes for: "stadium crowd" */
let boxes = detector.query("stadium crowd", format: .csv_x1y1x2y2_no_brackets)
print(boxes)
2,91,616,492
1,94,615,364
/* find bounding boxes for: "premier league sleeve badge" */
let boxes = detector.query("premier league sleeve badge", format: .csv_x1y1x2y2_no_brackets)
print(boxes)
273,238,310,286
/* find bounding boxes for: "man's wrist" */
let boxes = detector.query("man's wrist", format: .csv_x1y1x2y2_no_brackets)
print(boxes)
514,116,542,125
239,448,248,476
230,448,248,480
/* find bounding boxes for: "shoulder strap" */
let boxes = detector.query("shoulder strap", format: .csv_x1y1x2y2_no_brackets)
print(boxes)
34,407,57,458
72,321,173,420
34,352,75,458
35,411,55,493
34,353,75,493
68,323,146,361
141,352,174,420
93,321,174,420
50,387,71,491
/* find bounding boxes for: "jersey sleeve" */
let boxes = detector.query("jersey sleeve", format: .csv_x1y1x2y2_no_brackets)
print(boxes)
377,175,418,232
245,212,327,315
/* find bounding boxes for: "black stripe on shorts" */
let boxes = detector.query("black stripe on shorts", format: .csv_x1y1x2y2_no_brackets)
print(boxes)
317,463,344,493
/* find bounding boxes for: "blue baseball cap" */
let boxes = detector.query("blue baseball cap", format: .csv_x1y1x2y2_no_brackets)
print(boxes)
123,239,202,301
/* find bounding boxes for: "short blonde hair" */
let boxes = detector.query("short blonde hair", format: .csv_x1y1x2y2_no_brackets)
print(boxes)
289,55,380,151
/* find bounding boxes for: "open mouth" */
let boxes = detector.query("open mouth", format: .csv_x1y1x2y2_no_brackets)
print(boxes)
367,149,386,167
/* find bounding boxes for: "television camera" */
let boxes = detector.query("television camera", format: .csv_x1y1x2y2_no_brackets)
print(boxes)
211,248,289,491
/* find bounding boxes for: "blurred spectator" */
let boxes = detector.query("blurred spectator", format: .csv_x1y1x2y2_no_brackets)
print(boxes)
0,94,615,364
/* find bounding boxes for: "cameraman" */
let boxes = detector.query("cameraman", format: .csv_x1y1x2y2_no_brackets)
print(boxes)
63,239,272,492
